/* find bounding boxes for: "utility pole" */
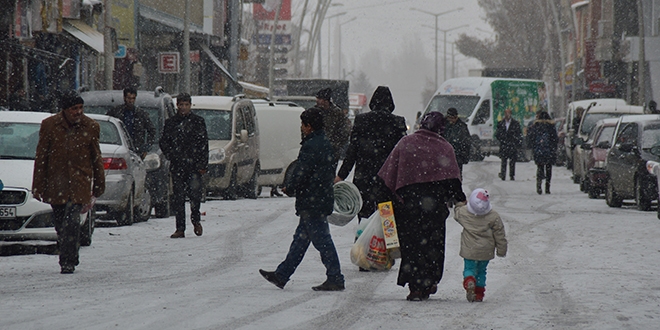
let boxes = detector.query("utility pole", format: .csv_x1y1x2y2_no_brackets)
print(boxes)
182,0,191,93
638,0,646,105
104,0,113,90
228,0,240,95
337,17,356,79
268,1,283,99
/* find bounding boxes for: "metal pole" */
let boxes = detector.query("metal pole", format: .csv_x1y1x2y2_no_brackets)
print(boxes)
327,19,331,78
443,30,447,83
228,0,240,94
182,0,191,93
268,1,283,99
104,0,113,90
638,0,646,105
434,16,438,90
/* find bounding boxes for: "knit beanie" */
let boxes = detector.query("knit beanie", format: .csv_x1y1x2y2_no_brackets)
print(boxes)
60,90,84,110
467,188,492,216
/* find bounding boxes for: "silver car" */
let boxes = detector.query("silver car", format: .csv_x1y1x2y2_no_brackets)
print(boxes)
86,114,151,225
0,112,94,245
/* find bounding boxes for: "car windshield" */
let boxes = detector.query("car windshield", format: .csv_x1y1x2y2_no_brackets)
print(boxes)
580,113,622,136
596,126,615,145
0,122,41,160
194,109,233,141
98,121,122,145
641,124,660,150
425,95,480,118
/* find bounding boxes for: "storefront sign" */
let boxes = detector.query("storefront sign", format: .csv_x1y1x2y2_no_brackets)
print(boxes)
159,52,180,73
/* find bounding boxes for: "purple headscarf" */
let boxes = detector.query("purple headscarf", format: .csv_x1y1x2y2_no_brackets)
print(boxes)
419,111,446,135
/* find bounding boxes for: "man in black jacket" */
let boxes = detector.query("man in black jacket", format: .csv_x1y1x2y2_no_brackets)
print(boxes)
442,107,471,178
106,87,156,158
260,107,345,291
159,93,209,238
315,88,350,163
335,86,407,220
495,108,523,181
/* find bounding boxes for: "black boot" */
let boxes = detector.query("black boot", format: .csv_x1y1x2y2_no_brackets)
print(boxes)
545,181,551,194
537,179,542,195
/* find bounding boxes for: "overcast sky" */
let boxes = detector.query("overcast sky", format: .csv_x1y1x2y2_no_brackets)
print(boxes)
306,0,494,122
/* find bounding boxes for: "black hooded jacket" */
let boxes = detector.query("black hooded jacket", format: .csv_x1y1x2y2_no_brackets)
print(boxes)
337,86,408,218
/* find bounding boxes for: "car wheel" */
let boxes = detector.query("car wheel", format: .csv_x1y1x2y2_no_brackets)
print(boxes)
586,178,599,199
636,175,653,211
154,199,170,218
224,167,238,200
135,189,152,222
79,210,94,246
117,188,135,226
605,180,623,207
470,136,485,161
244,163,260,199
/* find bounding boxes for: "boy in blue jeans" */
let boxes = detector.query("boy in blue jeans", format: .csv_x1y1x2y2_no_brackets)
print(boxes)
454,188,508,302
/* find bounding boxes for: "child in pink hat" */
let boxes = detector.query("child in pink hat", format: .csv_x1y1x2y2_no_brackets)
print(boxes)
454,188,508,302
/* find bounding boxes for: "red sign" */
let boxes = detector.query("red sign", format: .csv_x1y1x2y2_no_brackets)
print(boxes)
253,0,291,20
159,52,180,74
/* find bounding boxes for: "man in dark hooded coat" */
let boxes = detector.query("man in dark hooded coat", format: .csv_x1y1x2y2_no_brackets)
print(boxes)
335,86,408,220
315,88,351,163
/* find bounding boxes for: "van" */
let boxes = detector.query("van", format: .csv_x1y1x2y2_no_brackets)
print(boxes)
185,96,260,200
570,99,644,184
251,99,304,195
419,77,548,161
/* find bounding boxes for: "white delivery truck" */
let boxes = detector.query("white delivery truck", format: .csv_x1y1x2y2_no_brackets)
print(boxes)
419,77,548,161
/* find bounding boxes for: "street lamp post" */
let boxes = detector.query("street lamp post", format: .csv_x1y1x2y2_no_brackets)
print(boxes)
326,12,346,79
337,17,356,79
410,6,463,91
422,23,468,82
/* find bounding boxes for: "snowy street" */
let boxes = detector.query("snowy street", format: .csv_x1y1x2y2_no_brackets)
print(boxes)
2,156,660,329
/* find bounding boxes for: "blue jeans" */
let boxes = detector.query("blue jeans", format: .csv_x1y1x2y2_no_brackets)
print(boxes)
276,214,344,284
463,259,490,287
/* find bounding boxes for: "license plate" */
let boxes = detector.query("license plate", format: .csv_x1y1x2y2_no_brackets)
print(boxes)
0,206,16,218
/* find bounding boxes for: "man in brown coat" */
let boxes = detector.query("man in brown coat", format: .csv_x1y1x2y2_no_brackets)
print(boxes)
32,90,105,274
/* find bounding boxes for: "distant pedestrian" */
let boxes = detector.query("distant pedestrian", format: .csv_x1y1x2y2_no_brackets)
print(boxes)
32,90,106,274
649,100,659,114
528,111,558,194
159,93,208,239
106,87,156,159
335,86,407,221
315,88,350,163
453,188,507,302
260,107,345,291
378,111,467,301
495,108,522,181
442,107,471,178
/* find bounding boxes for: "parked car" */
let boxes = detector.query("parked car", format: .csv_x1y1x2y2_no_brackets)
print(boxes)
0,111,94,245
81,87,176,218
251,99,304,196
185,95,260,200
554,117,566,166
576,118,618,198
571,99,644,184
605,114,660,210
87,114,151,225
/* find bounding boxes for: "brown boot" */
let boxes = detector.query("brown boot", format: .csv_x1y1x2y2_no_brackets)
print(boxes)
463,276,476,302
193,222,203,236
475,286,485,302
170,230,185,238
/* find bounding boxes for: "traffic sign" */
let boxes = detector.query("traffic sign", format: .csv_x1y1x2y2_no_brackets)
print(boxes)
159,52,180,73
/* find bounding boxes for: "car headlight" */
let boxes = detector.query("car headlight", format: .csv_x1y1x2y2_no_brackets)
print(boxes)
209,148,226,163
143,152,161,170
25,211,54,228
594,161,605,169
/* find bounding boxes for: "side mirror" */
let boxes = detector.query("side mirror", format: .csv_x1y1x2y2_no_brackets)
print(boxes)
582,143,592,150
240,129,248,143
574,137,585,146
596,141,611,149
619,142,635,153
416,111,422,120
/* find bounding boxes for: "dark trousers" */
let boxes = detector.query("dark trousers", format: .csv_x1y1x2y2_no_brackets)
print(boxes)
171,170,203,231
536,164,553,183
52,203,83,267
500,154,517,179
275,214,344,284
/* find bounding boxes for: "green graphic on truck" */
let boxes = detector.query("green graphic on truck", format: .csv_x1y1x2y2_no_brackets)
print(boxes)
492,80,547,138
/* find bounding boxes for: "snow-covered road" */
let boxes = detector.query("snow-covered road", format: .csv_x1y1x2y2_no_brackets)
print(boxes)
2,156,659,329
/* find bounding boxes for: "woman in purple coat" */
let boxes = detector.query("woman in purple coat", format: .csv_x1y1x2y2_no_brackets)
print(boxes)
378,112,467,301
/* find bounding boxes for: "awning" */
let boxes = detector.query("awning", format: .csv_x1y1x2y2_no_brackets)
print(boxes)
200,44,243,93
63,20,104,53
139,5,205,35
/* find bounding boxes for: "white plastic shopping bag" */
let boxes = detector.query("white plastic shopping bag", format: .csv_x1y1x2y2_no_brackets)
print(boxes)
350,211,393,271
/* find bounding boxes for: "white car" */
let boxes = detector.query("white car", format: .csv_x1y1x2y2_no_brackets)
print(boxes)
86,114,151,226
0,112,94,245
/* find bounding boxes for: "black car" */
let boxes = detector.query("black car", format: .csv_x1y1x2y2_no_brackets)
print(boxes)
605,115,660,211
81,87,177,218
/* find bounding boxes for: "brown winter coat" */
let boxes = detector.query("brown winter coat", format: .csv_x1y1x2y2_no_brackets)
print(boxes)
454,203,508,261
32,112,105,205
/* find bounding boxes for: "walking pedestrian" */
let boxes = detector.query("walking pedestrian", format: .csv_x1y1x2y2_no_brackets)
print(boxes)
442,107,471,178
159,93,208,238
315,88,350,163
335,86,407,220
528,111,558,194
32,90,106,274
378,111,467,301
106,87,156,159
453,188,507,302
495,108,522,180
260,107,345,291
